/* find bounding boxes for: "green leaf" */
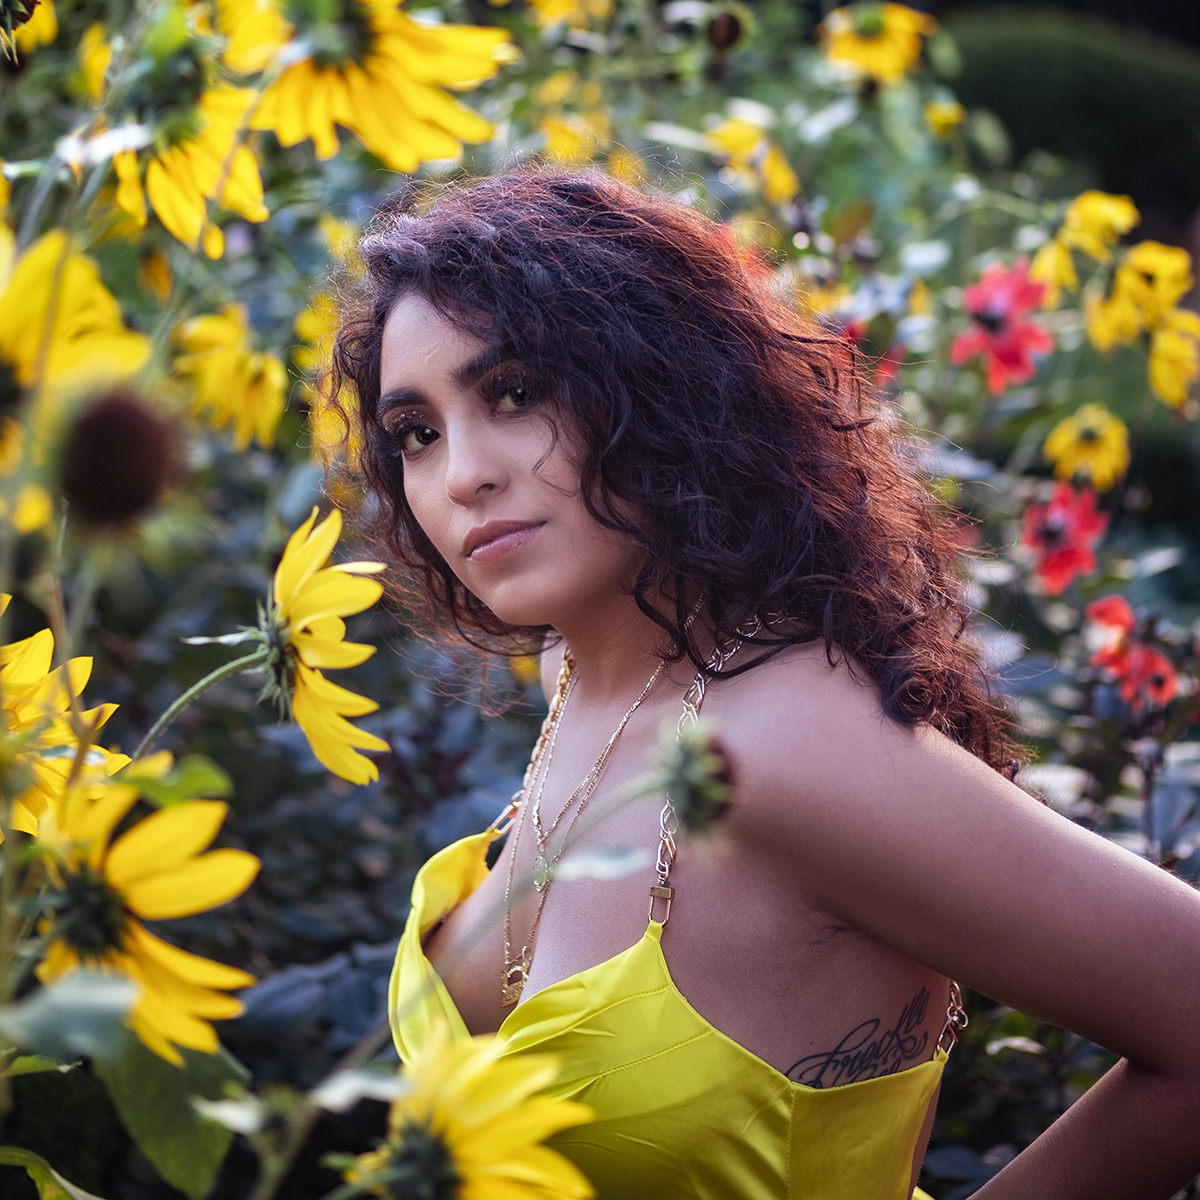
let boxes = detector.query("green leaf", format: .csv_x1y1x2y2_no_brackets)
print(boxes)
131,754,234,807
92,1032,249,1200
6,1054,79,1077
0,1146,106,1199
0,973,137,1062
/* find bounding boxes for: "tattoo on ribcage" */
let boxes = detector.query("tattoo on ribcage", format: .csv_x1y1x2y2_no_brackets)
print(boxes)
785,988,931,1088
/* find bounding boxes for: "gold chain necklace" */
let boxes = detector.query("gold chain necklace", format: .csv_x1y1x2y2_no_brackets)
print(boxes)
501,653,666,1007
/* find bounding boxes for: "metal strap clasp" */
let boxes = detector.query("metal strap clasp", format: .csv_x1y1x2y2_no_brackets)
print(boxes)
937,981,968,1054
648,885,674,923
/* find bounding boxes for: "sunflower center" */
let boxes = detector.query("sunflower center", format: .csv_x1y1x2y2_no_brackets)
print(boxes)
46,863,128,961
286,0,373,68
1077,424,1102,443
381,1120,462,1200
852,5,887,39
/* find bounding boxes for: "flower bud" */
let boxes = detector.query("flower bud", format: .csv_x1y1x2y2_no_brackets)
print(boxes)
61,388,182,526
658,719,734,834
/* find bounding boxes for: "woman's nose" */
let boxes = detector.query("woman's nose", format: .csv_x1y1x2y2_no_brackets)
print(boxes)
443,419,507,504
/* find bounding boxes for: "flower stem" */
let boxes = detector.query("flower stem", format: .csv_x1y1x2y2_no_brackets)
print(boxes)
131,648,270,762
249,1017,394,1200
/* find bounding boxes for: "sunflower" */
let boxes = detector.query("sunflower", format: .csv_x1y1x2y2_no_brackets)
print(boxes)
1149,308,1200,408
36,773,259,1064
260,507,389,785
343,1023,594,1200
819,3,936,84
112,85,269,259
219,0,511,173
1084,241,1200,409
0,596,125,835
1042,403,1130,493
1089,241,1193,347
708,117,798,205
174,305,286,450
2,0,55,58
0,230,150,405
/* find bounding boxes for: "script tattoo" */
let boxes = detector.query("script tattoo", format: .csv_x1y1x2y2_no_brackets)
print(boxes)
785,988,931,1088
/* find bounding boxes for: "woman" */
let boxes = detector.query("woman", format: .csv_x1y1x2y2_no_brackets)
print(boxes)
331,170,1200,1199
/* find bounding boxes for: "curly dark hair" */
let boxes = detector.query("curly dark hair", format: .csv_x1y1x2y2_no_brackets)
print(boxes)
328,168,1022,776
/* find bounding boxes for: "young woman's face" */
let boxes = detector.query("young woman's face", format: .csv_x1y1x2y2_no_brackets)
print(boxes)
378,294,642,629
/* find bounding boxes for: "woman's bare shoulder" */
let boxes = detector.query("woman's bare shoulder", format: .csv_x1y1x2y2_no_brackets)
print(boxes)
703,640,1200,1084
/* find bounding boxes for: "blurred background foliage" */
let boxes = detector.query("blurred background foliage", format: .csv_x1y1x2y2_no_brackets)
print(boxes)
1,0,1199,1195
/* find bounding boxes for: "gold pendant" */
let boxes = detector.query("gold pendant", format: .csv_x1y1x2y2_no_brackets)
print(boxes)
501,958,527,1007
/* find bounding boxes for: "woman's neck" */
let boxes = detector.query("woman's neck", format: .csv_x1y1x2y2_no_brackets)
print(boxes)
551,588,709,705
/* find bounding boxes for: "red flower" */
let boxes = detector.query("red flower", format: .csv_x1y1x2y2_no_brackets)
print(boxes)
1084,594,1135,633
1084,595,1179,711
1113,644,1179,710
1020,482,1108,594
951,258,1054,394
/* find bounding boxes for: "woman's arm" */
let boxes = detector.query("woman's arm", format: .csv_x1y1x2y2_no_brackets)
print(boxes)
717,648,1200,1200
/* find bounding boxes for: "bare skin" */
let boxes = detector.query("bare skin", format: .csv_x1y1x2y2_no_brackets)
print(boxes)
382,293,1200,1200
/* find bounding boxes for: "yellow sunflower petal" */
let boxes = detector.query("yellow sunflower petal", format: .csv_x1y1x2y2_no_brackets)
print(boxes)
464,1100,596,1156
459,1142,596,1193
112,150,147,226
292,627,376,670
126,921,255,990
147,155,205,246
127,947,248,1018
128,984,221,1057
1,626,54,675
221,145,269,223
295,663,381,717
274,506,339,609
122,847,260,919
287,569,384,629
105,800,230,890
128,1006,186,1064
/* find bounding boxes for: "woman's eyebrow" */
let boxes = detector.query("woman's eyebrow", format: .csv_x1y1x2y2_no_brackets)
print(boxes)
378,347,506,412
378,387,423,414
453,346,506,389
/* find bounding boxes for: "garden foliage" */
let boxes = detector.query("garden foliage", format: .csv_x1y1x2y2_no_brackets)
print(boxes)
0,0,1198,1195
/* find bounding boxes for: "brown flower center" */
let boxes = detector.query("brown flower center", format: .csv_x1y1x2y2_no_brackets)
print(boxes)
46,863,128,961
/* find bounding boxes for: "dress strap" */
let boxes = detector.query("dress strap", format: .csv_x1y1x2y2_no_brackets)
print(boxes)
649,619,762,924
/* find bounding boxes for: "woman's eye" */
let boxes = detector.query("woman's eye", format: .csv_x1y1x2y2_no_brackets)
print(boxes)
493,382,534,413
388,421,438,455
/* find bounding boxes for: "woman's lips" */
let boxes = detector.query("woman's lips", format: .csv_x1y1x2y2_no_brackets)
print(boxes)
466,522,545,564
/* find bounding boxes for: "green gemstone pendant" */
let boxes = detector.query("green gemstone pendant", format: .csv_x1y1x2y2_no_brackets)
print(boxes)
532,853,553,891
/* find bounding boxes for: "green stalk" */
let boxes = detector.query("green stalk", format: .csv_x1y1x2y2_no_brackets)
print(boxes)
131,647,270,761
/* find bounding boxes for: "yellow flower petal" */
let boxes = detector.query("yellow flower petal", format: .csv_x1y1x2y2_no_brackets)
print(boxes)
122,848,260,919
105,800,229,890
295,662,381,717
127,921,255,990
112,151,147,227
286,569,384,629
147,155,205,246
274,506,339,608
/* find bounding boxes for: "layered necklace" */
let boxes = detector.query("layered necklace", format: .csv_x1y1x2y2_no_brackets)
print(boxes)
500,650,667,1007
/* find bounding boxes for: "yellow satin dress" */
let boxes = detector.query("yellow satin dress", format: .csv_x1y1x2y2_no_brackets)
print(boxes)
389,825,949,1200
